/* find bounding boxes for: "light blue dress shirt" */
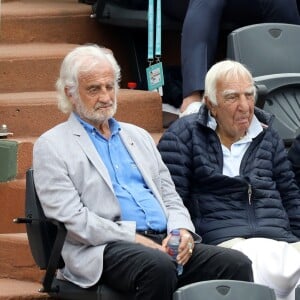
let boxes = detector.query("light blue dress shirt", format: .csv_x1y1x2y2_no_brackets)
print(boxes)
77,115,167,232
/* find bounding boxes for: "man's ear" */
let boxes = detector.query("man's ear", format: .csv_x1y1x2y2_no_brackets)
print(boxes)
205,96,217,117
64,87,75,104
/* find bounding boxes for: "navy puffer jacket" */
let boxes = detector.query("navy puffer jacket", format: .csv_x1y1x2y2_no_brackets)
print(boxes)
288,134,300,187
158,105,300,245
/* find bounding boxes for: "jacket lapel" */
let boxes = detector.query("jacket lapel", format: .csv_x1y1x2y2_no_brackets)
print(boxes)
119,129,162,203
67,113,114,191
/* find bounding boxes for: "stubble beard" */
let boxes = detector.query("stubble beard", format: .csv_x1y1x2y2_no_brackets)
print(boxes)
75,97,117,125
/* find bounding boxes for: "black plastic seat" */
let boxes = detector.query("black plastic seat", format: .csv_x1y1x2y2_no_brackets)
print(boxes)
296,284,300,300
227,23,300,147
14,168,133,300
255,76,300,147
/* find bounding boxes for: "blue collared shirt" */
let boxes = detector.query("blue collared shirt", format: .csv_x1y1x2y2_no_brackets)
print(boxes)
77,115,167,232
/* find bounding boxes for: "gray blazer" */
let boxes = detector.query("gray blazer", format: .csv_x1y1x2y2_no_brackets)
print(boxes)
33,113,195,288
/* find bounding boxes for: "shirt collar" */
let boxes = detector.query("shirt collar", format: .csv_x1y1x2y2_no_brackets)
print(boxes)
207,111,263,142
74,113,121,137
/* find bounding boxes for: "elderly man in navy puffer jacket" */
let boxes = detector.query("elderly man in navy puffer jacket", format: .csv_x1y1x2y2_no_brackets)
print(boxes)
158,60,300,300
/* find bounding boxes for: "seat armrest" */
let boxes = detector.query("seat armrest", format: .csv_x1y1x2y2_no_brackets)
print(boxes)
296,285,300,300
42,220,67,293
255,83,268,108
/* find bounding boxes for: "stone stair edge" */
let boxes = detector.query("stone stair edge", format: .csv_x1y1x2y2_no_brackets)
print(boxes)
0,278,51,300
0,91,58,105
0,43,80,60
0,89,161,102
0,232,42,282
2,0,93,17
0,179,27,233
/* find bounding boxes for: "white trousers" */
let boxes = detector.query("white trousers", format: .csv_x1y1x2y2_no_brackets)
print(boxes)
219,238,300,300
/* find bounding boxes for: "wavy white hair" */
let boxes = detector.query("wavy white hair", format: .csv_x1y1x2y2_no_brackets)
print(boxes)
204,60,256,106
56,44,121,113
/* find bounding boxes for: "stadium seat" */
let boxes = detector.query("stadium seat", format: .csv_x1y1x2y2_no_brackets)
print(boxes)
227,23,300,147
173,280,276,300
296,285,300,300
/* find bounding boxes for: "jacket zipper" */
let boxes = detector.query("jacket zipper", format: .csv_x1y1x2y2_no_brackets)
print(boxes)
248,184,252,205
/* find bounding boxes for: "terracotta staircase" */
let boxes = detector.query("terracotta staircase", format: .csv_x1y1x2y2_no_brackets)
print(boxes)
0,0,180,298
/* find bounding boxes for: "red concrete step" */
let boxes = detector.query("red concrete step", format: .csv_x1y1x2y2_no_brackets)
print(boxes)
0,89,163,137
1,0,106,45
0,278,51,300
13,138,36,180
0,180,26,233
0,42,141,95
0,44,79,93
0,0,139,87
0,91,68,136
0,233,44,281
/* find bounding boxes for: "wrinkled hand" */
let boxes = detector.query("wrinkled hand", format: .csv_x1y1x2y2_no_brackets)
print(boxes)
162,229,194,265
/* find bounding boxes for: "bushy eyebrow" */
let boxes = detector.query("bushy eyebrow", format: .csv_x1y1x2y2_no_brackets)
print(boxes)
222,87,255,96
222,89,236,97
86,82,114,89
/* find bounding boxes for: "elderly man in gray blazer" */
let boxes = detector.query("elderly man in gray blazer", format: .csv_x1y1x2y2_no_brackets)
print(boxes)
33,44,253,299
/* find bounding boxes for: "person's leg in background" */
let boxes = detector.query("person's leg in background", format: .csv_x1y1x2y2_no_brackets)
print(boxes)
259,0,300,24
165,0,300,116
224,0,300,25
180,0,226,115
162,0,189,21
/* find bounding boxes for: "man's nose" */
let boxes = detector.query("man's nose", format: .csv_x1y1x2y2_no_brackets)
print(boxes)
238,94,251,110
98,89,111,102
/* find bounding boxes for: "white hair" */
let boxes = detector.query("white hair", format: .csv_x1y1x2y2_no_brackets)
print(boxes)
56,44,121,113
204,60,256,106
